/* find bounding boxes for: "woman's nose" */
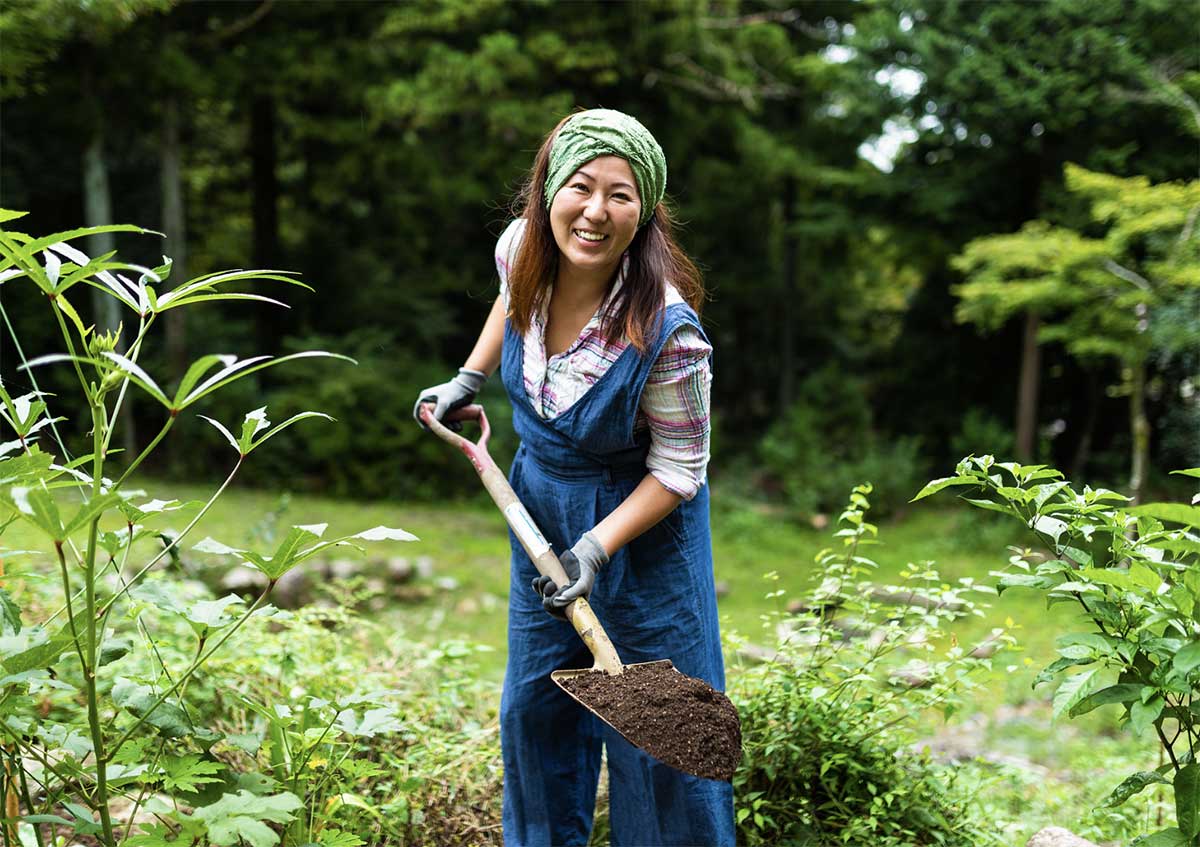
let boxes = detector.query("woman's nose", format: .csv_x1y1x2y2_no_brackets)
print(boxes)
583,194,607,221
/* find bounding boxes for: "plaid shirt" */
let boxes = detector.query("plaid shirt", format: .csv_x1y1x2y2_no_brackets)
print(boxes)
496,220,712,500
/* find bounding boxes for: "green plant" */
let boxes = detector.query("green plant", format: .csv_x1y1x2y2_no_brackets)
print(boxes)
757,369,925,516
0,211,417,847
919,456,1200,845
728,483,1012,845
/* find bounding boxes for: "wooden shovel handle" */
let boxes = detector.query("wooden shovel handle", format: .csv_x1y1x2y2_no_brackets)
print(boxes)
420,403,624,674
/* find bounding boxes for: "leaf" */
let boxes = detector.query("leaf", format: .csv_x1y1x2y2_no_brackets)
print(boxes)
1180,764,1200,839
1130,696,1164,736
6,485,64,540
178,351,354,409
99,637,133,667
0,610,89,674
1174,643,1200,675
1068,683,1142,718
910,475,978,502
962,497,1017,516
192,537,247,556
1033,656,1094,688
63,490,124,536
162,754,226,793
1130,503,1200,528
249,411,334,452
199,415,241,453
1031,515,1069,543
112,677,193,739
353,526,419,542
1129,828,1188,847
192,790,302,847
239,407,271,452
184,595,245,634
101,351,170,407
0,588,20,637
1104,770,1171,807
1052,668,1099,721
1172,469,1200,479
334,707,403,738
316,829,366,847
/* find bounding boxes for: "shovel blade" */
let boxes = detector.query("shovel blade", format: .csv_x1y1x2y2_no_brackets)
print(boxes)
551,660,741,782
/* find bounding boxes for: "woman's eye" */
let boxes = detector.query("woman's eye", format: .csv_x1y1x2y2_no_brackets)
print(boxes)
571,183,588,193
613,193,633,202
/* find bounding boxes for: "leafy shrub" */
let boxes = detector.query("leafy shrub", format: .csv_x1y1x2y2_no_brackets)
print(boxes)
920,456,1200,845
252,328,516,501
0,213,419,847
727,484,1010,846
950,407,1015,463
758,392,925,516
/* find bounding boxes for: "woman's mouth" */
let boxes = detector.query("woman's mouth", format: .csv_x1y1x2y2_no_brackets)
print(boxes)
573,229,608,243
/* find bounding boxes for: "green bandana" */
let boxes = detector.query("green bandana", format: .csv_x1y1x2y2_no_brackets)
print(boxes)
544,109,667,227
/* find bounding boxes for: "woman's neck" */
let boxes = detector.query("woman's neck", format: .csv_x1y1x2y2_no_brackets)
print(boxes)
553,258,617,309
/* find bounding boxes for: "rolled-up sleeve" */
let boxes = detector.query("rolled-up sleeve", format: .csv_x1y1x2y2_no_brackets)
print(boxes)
641,325,713,501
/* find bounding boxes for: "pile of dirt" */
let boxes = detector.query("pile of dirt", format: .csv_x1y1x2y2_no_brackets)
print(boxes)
558,661,742,781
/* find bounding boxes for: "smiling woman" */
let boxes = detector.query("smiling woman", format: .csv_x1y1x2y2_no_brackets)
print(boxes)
412,108,732,846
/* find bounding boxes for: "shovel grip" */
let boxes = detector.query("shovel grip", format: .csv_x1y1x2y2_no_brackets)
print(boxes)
423,402,624,675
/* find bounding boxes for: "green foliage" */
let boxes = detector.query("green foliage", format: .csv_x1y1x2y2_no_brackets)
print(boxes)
728,484,1011,845
0,215,417,847
757,367,925,516
248,328,517,500
922,455,1200,840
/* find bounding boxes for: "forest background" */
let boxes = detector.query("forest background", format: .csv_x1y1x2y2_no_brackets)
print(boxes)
2,0,1196,509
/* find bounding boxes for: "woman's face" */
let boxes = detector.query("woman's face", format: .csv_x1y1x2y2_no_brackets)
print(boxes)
549,155,641,282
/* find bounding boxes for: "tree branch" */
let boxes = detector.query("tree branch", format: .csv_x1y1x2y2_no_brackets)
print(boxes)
701,8,829,41
203,0,276,46
1103,259,1152,291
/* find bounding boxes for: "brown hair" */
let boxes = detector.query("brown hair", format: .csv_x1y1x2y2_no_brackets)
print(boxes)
506,115,705,354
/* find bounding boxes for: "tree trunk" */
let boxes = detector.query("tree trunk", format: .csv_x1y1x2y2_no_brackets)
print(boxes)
82,134,120,336
81,52,135,458
1129,359,1149,505
1069,368,1100,482
1015,311,1041,462
161,94,188,382
779,177,797,413
250,92,282,348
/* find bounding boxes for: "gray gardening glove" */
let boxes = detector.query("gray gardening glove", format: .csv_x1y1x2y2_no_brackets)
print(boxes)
532,531,610,620
413,368,487,432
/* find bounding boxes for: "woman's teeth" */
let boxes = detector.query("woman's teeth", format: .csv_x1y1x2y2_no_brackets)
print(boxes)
574,229,607,242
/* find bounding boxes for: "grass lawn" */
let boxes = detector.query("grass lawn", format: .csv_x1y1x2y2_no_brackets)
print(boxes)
6,477,1168,843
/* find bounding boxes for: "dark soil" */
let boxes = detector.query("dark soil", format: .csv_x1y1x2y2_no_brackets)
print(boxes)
558,661,742,781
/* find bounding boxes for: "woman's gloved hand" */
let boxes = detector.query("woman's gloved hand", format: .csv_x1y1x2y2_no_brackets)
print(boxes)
532,531,610,619
412,368,487,432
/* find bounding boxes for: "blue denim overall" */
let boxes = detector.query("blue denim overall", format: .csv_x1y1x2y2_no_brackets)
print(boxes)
499,302,735,847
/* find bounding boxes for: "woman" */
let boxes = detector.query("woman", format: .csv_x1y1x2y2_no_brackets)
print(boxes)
414,109,733,846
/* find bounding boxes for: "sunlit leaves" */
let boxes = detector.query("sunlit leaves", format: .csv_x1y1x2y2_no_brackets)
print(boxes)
201,406,335,457
191,790,303,847
192,523,417,582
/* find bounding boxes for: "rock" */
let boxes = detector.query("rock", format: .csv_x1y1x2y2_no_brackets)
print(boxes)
387,556,415,582
1025,827,1099,847
221,566,268,596
415,556,435,578
272,566,310,609
714,580,730,598
809,513,829,530
868,587,966,612
328,558,361,581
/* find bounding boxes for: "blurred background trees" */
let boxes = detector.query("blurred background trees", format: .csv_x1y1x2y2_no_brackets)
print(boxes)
1,0,1195,507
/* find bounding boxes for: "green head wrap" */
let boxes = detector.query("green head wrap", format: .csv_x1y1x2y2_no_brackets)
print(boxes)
544,108,666,227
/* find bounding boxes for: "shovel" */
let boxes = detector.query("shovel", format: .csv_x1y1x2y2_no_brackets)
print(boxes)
420,402,741,781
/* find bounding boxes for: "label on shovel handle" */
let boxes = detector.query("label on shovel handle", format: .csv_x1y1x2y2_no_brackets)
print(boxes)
505,502,551,558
